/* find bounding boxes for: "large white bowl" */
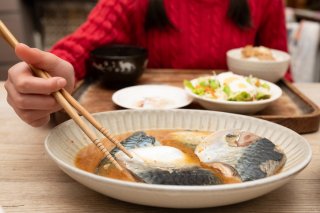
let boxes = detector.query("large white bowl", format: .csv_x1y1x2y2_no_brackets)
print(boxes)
227,48,290,82
184,78,282,114
45,110,311,208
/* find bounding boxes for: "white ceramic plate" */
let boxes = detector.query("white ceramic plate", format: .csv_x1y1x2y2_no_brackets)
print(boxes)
185,78,282,114
45,110,311,208
112,85,193,109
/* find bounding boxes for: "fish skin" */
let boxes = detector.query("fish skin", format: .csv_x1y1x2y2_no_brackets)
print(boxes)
115,145,223,185
111,131,157,155
137,167,222,185
235,138,286,181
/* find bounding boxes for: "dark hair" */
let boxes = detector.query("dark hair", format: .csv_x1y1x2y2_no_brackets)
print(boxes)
144,0,172,31
144,0,251,31
227,0,251,28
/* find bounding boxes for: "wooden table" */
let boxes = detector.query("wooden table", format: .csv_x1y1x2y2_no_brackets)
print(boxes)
1,73,320,212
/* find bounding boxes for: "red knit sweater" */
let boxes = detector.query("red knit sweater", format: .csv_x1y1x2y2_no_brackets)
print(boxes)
50,0,290,81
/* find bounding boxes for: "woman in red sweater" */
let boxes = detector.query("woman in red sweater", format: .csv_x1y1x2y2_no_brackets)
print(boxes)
5,0,288,126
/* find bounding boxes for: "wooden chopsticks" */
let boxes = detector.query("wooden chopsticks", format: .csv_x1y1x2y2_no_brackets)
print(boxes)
0,20,132,171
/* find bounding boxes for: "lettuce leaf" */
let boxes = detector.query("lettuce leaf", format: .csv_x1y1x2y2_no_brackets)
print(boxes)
256,91,271,100
228,91,253,101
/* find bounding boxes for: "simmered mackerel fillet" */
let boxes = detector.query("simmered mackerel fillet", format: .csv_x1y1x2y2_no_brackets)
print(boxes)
195,129,286,181
93,130,286,185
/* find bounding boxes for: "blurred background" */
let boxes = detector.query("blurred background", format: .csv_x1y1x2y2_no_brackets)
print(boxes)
0,0,319,82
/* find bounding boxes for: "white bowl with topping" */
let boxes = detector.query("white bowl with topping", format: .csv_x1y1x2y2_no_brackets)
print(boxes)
184,72,282,114
227,47,290,82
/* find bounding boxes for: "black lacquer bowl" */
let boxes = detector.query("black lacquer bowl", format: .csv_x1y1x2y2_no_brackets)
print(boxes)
87,45,148,87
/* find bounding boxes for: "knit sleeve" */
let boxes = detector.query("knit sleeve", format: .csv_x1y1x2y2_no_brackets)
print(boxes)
50,0,136,80
255,0,288,52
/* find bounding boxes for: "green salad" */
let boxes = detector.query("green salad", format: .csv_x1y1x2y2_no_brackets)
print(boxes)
184,72,271,102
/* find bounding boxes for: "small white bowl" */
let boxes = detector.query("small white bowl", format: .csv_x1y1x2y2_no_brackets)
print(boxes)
184,78,282,114
45,110,311,208
227,48,290,82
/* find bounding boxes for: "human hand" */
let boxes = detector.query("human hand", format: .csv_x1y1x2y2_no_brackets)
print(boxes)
4,43,75,127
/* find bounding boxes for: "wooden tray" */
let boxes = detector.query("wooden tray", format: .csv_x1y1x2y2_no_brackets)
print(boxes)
254,80,320,133
53,69,320,134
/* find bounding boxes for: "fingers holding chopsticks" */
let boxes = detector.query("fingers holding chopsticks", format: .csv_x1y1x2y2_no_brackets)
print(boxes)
4,43,76,126
7,62,67,94
5,75,62,110
5,73,62,126
15,43,75,92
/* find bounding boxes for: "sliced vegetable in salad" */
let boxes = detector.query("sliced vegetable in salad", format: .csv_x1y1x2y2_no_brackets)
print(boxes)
184,72,271,102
